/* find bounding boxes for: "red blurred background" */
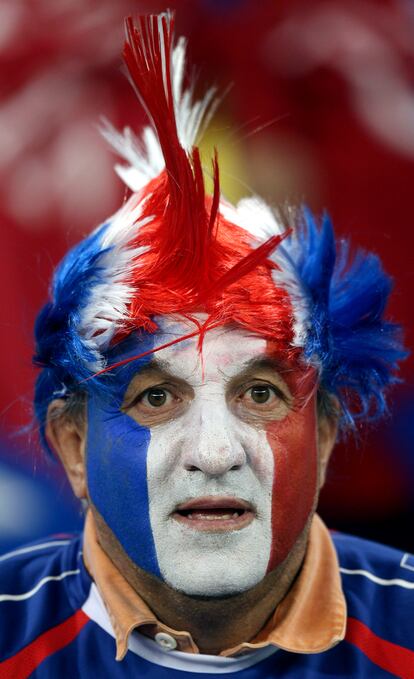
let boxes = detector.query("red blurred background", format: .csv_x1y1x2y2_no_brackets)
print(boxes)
0,0,413,553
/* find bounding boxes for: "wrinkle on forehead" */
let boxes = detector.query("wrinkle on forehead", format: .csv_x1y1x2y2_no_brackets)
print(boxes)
144,318,268,384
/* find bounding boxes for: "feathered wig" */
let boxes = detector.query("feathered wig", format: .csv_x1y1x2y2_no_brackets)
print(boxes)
34,12,406,448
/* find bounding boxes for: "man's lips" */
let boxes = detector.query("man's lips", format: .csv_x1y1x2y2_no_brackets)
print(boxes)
172,496,255,532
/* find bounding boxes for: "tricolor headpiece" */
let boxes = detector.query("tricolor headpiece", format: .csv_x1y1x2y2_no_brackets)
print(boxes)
34,12,406,446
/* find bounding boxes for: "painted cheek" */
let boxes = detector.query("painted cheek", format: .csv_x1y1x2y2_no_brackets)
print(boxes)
265,367,318,572
87,405,161,576
85,332,162,578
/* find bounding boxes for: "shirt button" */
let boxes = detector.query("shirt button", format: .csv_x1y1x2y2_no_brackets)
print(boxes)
154,632,178,651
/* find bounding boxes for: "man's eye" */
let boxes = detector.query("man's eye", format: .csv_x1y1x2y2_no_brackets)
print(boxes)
124,384,186,423
143,388,170,408
246,384,275,405
248,385,275,404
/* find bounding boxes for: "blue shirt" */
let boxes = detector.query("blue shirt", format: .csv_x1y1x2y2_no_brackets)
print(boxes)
0,531,413,678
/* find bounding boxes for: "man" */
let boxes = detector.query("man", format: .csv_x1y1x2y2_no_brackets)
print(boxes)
0,12,412,678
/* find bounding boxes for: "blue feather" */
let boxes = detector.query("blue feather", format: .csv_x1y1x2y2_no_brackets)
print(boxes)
284,208,408,429
33,222,112,450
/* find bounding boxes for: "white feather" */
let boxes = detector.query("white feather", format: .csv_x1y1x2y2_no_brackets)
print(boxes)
101,36,217,192
219,195,310,347
219,196,285,239
77,196,153,368
173,38,217,152
271,245,310,348
100,123,164,193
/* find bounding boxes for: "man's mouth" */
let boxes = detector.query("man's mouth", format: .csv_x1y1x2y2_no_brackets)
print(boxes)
172,496,255,532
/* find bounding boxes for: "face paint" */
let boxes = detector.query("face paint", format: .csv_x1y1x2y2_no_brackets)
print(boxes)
86,331,162,577
143,320,274,595
265,364,318,572
86,316,319,596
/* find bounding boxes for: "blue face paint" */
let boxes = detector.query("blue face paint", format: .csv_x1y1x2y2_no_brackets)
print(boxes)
86,331,162,578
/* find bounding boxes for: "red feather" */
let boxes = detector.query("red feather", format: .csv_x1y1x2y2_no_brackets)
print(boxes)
88,13,298,378
123,13,216,290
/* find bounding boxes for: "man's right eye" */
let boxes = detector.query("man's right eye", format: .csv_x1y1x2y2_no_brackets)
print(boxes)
143,388,169,408
123,380,191,425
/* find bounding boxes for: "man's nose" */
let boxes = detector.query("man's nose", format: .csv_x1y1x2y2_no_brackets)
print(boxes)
182,405,246,476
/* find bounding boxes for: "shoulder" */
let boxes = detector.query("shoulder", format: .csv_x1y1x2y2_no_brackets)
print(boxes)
0,533,84,601
0,534,90,663
332,531,414,650
333,530,414,585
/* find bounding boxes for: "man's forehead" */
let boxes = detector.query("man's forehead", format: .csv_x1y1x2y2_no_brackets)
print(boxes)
144,353,286,379
133,318,273,382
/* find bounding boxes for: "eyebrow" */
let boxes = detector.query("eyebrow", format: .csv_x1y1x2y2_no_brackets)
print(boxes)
127,355,294,390
140,355,290,376
234,355,291,377
129,358,186,382
141,358,172,374
223,356,294,400
122,358,187,408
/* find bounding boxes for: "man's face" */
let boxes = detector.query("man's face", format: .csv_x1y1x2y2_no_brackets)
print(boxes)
86,317,319,596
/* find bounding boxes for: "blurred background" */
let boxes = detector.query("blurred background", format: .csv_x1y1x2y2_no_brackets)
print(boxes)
0,0,413,556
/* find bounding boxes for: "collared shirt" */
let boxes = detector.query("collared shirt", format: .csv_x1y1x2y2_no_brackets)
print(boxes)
2,524,413,677
82,511,347,661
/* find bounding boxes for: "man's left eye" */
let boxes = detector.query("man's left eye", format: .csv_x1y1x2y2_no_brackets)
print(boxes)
247,385,277,405
249,385,273,404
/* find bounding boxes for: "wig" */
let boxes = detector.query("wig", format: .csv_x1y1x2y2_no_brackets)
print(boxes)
34,12,406,447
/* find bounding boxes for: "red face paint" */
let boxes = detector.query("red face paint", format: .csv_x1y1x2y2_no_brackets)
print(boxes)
265,359,319,572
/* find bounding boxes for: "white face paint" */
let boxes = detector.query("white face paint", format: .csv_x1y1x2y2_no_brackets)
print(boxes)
124,316,278,596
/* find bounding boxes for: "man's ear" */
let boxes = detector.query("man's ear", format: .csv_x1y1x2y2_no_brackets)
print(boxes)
317,414,338,488
46,399,87,499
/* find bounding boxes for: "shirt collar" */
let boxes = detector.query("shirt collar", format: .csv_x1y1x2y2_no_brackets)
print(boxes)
83,511,346,660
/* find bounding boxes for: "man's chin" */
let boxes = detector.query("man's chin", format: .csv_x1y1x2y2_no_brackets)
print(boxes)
154,518,272,596
160,556,268,597
92,505,272,597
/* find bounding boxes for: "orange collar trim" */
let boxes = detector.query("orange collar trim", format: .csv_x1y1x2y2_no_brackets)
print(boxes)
83,511,346,660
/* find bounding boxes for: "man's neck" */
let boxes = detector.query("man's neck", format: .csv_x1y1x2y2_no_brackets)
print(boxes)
93,509,309,654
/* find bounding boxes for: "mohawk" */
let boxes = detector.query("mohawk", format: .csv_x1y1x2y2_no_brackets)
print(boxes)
34,11,407,450
122,13,220,285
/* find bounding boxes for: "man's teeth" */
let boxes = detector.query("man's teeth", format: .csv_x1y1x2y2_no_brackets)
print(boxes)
187,512,240,520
